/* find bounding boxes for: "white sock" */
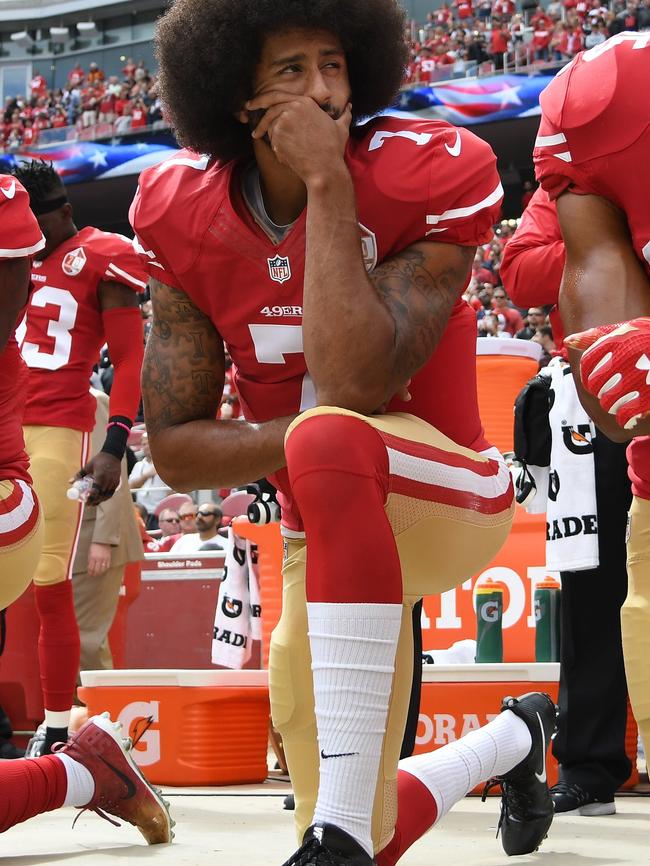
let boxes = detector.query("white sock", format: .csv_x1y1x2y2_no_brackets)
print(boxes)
308,601,403,857
56,753,95,807
397,709,532,821
44,710,71,730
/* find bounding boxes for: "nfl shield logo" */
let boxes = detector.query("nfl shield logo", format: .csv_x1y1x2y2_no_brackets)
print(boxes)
62,246,87,277
267,255,291,284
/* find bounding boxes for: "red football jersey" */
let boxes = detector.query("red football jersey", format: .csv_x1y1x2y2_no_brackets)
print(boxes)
500,186,565,344
534,32,650,499
0,175,44,482
534,33,650,279
131,116,503,527
17,226,147,432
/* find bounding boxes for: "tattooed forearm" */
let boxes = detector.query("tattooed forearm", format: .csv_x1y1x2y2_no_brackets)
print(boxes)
143,279,224,437
371,243,475,380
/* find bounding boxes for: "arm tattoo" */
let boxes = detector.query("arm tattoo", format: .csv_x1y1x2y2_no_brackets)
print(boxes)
371,244,475,379
143,279,224,437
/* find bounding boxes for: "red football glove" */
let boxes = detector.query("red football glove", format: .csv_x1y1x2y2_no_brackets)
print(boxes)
565,318,650,430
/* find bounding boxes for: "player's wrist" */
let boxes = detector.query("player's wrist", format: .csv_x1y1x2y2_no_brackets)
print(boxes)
100,415,132,460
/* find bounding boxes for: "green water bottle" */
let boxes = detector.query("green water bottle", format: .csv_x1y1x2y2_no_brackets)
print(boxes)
475,578,504,663
534,576,561,662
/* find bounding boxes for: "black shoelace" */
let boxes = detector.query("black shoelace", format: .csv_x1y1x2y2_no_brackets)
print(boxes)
482,777,535,838
282,837,339,866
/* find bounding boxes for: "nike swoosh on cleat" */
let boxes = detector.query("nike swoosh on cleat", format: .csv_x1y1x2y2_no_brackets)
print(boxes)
320,749,359,760
444,131,462,157
534,712,547,783
1,180,16,199
98,755,138,799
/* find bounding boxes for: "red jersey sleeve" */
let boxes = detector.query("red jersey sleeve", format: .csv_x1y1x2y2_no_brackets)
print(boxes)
129,151,214,290
352,118,502,254
0,176,44,259
94,231,149,293
534,35,650,201
423,126,502,246
500,186,564,308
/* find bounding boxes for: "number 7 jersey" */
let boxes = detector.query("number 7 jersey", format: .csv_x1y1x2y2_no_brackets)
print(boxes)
17,226,148,432
131,116,503,524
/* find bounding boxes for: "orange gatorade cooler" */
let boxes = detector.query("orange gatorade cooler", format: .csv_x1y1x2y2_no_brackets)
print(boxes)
78,669,270,786
476,337,542,454
416,662,560,790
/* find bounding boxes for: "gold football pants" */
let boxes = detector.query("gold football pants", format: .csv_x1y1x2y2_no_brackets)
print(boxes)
23,426,89,586
269,407,514,853
623,495,650,755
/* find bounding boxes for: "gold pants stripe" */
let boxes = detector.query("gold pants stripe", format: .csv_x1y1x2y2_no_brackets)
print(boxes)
0,479,43,609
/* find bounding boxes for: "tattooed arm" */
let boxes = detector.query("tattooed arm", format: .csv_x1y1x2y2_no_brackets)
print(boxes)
143,278,294,491
303,169,474,413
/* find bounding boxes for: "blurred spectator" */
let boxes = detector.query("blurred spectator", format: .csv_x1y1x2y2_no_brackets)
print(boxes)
516,306,546,339
489,20,510,68
454,0,475,23
87,62,105,86
114,102,132,134
178,501,199,534
30,71,48,99
146,508,182,553
639,0,650,29
122,57,136,78
130,97,148,129
171,503,227,553
128,432,169,527
67,63,84,86
532,323,556,367
492,288,524,336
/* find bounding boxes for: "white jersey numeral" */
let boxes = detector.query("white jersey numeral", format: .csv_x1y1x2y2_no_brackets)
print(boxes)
18,285,79,370
248,323,315,411
583,31,650,62
643,240,650,268
367,129,433,152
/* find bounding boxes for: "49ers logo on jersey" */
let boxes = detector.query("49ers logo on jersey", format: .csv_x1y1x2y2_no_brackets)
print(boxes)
62,246,87,276
267,255,291,284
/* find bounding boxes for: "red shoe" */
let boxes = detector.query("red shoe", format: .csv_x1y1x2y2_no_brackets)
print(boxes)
54,712,173,845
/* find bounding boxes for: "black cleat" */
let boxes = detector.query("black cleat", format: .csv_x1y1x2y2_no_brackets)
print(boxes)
281,823,375,865
551,780,616,816
283,793,295,811
482,692,557,856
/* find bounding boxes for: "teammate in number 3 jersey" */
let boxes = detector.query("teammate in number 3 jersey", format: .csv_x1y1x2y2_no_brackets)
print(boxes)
11,160,146,757
132,2,556,863
533,32,650,762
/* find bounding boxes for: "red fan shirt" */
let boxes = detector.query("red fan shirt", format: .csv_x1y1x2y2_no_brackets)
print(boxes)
17,226,147,432
0,176,44,482
131,116,503,529
534,32,650,498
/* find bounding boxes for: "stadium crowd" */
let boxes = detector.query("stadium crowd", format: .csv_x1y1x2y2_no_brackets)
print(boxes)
2,58,162,150
405,0,649,79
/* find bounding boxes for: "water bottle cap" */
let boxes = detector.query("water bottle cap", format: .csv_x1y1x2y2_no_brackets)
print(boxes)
536,576,561,589
66,487,81,500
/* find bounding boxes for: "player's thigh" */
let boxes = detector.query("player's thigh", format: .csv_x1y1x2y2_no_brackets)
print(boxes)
0,480,43,609
290,407,514,595
23,426,87,584
23,426,86,519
